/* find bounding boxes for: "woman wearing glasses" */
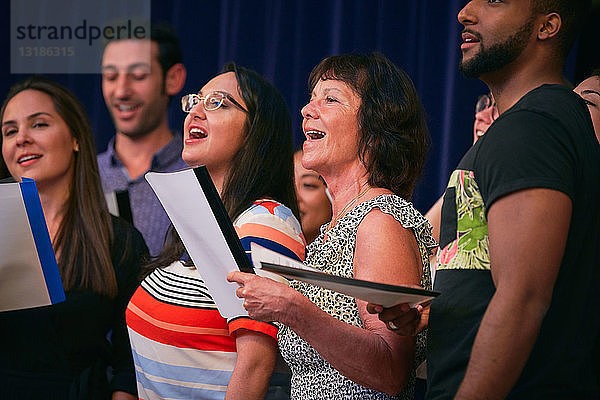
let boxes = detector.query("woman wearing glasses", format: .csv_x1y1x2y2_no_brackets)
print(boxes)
125,63,305,400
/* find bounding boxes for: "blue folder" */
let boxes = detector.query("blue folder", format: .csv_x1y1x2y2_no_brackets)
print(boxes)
0,178,65,312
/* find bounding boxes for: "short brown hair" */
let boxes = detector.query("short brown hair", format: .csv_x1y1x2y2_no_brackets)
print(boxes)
308,53,429,199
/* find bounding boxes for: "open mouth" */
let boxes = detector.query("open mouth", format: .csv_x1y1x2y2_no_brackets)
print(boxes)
116,104,141,112
189,127,208,139
18,154,42,164
462,31,480,45
305,130,326,140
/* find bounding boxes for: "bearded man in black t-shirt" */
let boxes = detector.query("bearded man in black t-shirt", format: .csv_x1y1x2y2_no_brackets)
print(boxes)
368,1,599,399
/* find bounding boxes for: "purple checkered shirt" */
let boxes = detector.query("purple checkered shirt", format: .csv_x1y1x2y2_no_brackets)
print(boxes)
97,133,188,256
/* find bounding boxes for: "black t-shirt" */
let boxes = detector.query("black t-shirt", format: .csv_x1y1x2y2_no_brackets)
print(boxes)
427,85,600,399
0,216,148,399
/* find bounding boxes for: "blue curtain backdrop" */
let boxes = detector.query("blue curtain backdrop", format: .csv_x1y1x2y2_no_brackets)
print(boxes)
0,0,583,213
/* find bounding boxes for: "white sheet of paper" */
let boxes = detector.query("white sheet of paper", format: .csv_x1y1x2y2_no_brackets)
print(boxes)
146,169,246,319
250,242,320,285
251,242,318,272
0,182,52,311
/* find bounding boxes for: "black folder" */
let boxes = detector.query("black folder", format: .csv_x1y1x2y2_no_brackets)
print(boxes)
192,166,254,273
259,260,439,307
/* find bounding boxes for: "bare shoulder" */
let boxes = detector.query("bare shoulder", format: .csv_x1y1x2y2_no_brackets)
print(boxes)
354,207,421,285
357,207,417,242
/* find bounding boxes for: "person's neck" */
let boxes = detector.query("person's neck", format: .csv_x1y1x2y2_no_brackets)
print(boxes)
321,161,371,219
37,179,71,243
115,122,173,180
483,56,566,115
208,167,227,196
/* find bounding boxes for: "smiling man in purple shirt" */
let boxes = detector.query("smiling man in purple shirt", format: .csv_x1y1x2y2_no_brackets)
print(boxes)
97,24,187,256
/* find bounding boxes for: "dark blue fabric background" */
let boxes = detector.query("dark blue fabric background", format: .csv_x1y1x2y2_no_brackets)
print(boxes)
0,0,586,213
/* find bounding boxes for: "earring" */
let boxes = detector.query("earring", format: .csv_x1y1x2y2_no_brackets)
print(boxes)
74,142,80,152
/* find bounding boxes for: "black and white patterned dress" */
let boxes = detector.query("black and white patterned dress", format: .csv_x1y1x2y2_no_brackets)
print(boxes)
278,194,437,400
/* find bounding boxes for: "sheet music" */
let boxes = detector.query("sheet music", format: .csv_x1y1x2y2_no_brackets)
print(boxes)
251,241,318,272
146,168,247,319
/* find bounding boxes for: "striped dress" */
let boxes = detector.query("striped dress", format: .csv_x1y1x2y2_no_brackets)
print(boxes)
126,200,305,399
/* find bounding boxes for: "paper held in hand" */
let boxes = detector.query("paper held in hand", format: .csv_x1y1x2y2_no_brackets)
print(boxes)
251,242,439,307
145,166,253,319
0,178,65,312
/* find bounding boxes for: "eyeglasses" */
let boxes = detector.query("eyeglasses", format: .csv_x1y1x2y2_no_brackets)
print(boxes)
181,91,248,113
475,93,496,114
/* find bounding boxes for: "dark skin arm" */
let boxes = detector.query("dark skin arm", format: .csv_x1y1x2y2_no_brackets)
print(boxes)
455,188,571,399
368,187,572,399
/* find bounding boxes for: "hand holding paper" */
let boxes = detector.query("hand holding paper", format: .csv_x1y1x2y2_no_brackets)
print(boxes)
251,243,438,308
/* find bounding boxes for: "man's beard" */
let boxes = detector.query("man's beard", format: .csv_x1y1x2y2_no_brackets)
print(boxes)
116,115,162,139
459,18,535,79
111,81,168,139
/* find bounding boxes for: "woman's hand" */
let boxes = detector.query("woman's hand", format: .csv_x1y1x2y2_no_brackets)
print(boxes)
227,271,298,323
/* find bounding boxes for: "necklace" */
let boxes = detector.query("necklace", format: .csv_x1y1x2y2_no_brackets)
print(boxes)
326,183,372,233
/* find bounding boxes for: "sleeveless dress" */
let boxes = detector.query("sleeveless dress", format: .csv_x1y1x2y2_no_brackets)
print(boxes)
278,194,437,400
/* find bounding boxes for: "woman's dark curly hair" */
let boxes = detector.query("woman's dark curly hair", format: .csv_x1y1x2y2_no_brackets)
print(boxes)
308,53,429,200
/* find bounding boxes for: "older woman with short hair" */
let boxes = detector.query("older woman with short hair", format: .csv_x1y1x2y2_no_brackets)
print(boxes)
229,53,436,399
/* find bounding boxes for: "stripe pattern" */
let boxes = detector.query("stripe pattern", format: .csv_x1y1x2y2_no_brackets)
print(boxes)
127,200,305,399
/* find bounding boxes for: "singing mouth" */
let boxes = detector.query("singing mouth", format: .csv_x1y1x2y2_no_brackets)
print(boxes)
18,154,42,164
189,127,208,139
305,130,326,140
